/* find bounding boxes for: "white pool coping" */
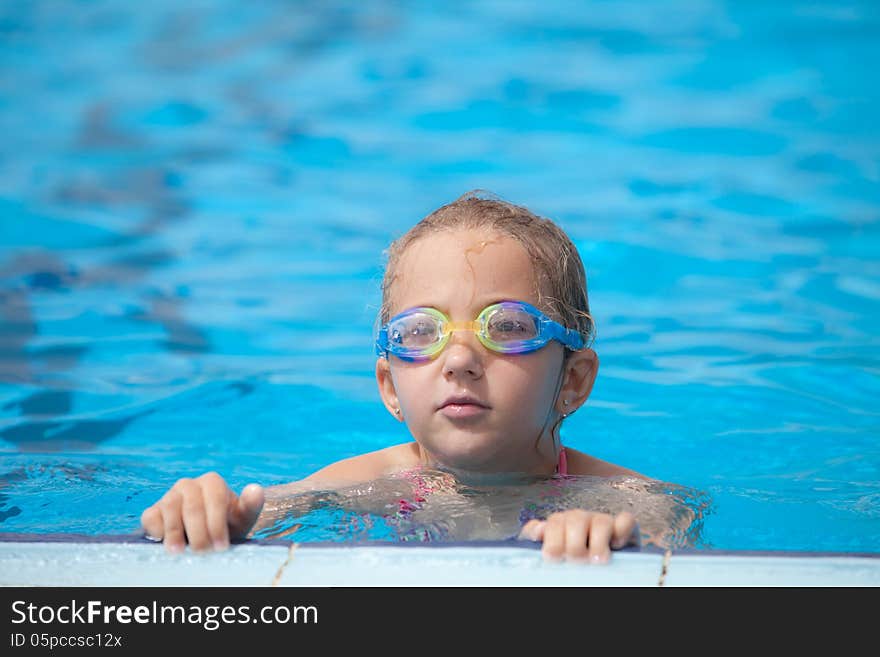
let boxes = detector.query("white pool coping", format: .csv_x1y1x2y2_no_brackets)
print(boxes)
1,536,878,586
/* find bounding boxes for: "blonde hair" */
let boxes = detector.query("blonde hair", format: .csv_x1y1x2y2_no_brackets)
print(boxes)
380,190,596,348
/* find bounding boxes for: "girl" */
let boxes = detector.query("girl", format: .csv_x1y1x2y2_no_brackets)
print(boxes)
141,191,651,563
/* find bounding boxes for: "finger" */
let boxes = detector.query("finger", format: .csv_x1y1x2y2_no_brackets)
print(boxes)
199,472,231,550
563,510,592,562
518,519,546,542
140,505,164,541
159,489,185,554
229,483,265,539
178,479,211,552
541,513,567,561
586,514,614,563
612,512,640,549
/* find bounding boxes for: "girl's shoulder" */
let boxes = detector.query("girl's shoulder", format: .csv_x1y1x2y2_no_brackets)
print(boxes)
563,447,648,479
299,442,420,487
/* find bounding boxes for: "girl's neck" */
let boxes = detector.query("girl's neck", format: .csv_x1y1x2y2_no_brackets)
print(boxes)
416,443,562,478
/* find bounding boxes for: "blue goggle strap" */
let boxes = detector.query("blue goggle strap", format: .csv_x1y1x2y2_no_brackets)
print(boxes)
376,326,389,357
541,317,586,351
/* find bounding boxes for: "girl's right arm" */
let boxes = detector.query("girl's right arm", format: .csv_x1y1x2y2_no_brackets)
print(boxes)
140,445,417,552
139,472,265,553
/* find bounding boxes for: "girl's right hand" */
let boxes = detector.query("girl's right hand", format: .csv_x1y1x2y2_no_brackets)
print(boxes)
140,472,265,553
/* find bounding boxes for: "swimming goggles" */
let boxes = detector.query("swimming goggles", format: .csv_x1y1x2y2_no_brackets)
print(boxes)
375,300,585,362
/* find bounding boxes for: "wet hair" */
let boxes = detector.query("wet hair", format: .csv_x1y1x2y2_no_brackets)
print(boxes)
379,190,596,347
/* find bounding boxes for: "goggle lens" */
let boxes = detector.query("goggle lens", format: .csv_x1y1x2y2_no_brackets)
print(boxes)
482,304,540,345
388,308,446,353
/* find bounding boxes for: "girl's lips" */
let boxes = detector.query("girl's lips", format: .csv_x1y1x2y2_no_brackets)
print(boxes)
438,402,489,418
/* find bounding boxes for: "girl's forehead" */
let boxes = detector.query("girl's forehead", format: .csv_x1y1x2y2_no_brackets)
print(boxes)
404,226,523,257
391,228,540,309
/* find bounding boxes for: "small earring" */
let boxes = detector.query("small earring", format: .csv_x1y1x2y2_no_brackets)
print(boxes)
395,408,401,416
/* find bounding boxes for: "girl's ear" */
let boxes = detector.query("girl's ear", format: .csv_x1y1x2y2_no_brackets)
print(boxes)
375,358,404,422
556,348,599,415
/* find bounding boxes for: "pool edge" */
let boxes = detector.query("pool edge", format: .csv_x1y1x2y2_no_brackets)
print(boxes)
1,534,878,586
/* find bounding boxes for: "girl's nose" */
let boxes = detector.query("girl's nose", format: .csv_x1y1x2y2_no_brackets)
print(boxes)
441,332,485,380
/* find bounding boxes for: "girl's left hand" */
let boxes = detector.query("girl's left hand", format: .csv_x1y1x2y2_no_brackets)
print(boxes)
519,509,640,563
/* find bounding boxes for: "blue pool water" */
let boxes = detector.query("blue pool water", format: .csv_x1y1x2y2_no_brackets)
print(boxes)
1,0,878,553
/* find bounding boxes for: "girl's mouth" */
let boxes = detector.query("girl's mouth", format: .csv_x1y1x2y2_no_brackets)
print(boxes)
438,394,490,419
439,402,489,418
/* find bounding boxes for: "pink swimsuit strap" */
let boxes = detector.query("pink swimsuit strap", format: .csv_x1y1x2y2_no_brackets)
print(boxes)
556,447,568,475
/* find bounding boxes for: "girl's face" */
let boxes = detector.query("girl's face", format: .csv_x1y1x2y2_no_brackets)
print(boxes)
376,227,593,474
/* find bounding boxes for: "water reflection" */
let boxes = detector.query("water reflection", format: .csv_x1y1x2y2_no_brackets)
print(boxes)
0,151,204,450
253,469,711,550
